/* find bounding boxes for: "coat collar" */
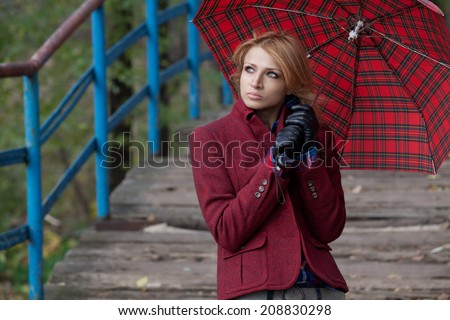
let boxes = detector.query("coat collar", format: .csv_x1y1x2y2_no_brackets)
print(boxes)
231,98,256,121
231,98,288,133
231,98,289,153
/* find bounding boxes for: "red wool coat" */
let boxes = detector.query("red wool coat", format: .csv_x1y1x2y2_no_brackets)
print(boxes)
189,98,348,300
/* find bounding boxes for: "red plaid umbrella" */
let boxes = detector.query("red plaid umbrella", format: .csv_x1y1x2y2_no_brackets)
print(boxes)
193,0,450,174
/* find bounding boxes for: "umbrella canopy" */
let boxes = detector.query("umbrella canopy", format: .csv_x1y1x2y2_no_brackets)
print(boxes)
193,0,450,174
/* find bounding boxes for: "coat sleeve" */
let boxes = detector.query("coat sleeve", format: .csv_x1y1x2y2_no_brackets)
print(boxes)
189,127,289,253
292,130,346,244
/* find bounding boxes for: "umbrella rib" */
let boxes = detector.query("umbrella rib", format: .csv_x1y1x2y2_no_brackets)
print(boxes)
193,5,345,30
307,32,346,56
351,38,360,116
369,4,421,27
252,5,349,37
314,43,349,102
192,4,344,22
369,29,450,69
251,5,346,23
191,5,259,21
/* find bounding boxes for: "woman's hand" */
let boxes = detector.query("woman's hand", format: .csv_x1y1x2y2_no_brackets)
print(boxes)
285,103,319,152
274,125,304,157
273,125,304,169
272,99,319,170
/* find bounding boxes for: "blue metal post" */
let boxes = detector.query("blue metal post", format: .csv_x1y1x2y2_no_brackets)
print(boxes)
92,5,109,218
24,73,43,300
147,0,160,154
188,0,200,119
222,76,233,105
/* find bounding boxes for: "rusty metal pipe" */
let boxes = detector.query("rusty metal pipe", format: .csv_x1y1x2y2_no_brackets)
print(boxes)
0,0,104,78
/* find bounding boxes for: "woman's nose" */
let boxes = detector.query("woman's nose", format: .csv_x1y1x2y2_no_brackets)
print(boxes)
250,74,263,88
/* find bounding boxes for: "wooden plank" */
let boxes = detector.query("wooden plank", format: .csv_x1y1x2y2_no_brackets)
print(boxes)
343,191,449,209
109,204,447,229
109,206,208,230
336,227,450,248
45,284,217,300
48,260,216,289
79,228,213,244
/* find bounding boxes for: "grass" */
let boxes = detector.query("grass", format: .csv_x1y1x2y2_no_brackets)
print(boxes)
0,226,81,299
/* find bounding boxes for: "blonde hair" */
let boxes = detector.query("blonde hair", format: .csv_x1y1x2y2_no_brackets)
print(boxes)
232,31,320,118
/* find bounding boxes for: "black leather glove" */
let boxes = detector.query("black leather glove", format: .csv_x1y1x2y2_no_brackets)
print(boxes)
273,125,304,169
271,95,319,170
285,103,319,153
274,125,303,157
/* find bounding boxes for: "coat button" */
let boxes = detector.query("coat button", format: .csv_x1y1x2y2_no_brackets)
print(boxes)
262,179,268,186
258,186,265,192
240,245,245,250
308,180,314,187
310,186,316,192
255,192,261,198
312,192,318,199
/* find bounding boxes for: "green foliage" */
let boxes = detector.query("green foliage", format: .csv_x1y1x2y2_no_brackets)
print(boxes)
0,228,78,299
0,243,28,299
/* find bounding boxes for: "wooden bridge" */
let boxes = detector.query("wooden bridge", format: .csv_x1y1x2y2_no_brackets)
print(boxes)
1,0,449,300
45,122,450,299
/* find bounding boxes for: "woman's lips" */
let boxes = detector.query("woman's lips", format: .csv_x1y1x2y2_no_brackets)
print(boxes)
247,92,262,100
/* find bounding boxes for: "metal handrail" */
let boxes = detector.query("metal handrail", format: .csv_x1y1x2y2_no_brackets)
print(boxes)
0,0,104,78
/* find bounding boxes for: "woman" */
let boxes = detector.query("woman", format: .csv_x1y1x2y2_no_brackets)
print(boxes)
189,31,348,300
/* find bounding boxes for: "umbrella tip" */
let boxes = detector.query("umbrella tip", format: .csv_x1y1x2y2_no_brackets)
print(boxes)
417,0,445,16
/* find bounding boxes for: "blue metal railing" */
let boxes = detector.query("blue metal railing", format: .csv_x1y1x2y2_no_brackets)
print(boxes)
0,0,233,299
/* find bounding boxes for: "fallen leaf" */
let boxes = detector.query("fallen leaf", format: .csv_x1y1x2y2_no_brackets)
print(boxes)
136,276,149,288
430,243,450,254
430,246,443,254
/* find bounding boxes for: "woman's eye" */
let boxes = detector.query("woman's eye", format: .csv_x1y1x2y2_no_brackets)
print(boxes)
244,66,254,73
267,71,278,78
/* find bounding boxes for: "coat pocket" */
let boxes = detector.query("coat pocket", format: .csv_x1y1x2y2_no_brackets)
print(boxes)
222,232,268,293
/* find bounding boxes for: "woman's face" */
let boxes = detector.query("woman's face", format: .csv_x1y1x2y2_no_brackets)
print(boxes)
239,46,288,114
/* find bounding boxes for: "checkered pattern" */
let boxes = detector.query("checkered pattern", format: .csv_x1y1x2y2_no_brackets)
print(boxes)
193,0,450,174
